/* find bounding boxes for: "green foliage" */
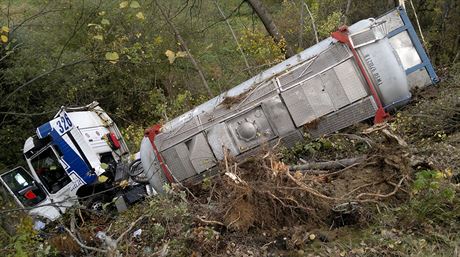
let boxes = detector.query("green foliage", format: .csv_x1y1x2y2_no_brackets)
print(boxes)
12,218,36,256
121,124,145,152
2,216,56,257
146,192,192,256
148,192,189,224
413,169,443,192
239,29,285,65
106,190,193,256
317,11,342,38
404,169,458,225
299,171,459,256
281,137,337,163
149,223,166,243
201,176,212,191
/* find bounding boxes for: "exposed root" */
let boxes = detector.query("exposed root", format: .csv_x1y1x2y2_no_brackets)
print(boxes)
204,140,412,232
356,175,408,200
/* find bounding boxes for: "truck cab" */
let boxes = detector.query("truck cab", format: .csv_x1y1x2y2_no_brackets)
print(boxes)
0,102,139,223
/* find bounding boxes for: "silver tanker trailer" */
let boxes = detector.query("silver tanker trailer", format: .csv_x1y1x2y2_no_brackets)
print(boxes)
136,6,438,193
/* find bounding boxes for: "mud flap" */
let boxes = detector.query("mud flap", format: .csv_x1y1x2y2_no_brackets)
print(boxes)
114,185,147,213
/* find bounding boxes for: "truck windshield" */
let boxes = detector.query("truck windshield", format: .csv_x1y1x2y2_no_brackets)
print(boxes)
31,147,71,194
0,167,46,207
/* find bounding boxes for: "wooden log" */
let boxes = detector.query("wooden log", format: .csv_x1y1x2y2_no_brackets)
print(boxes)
288,155,367,171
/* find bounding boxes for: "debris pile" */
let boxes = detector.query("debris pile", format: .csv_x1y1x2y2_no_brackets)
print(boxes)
194,123,413,233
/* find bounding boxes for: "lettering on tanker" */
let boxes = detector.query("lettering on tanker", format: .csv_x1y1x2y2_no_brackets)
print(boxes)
364,54,383,87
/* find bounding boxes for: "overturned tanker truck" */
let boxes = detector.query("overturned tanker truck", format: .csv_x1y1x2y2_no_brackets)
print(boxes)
0,7,438,224
135,6,439,193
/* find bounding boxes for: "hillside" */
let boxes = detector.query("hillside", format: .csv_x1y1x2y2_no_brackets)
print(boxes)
6,68,457,256
1,1,459,256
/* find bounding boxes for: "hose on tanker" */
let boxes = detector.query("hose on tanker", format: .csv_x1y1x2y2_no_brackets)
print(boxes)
128,159,150,184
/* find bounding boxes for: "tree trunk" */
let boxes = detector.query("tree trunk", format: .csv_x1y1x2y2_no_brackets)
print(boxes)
399,0,406,9
409,0,428,50
303,1,318,44
298,0,304,49
246,0,295,58
343,0,352,25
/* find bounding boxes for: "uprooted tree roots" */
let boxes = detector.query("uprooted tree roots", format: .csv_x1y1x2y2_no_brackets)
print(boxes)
194,126,414,233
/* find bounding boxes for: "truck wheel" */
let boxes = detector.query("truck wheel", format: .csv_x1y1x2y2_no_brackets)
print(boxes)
128,159,150,184
85,196,105,213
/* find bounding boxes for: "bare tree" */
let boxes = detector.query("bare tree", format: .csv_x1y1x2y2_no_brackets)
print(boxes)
246,0,295,58
298,0,304,49
303,1,318,44
408,0,427,50
154,0,213,97
213,0,252,76
343,0,352,25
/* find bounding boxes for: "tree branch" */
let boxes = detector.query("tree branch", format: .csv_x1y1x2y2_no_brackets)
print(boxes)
343,0,352,25
0,110,56,116
54,0,103,68
357,175,407,200
115,215,145,244
303,1,318,44
11,5,67,35
64,226,108,253
0,43,23,63
409,0,428,52
213,0,252,76
154,0,213,97
298,1,304,49
198,0,246,33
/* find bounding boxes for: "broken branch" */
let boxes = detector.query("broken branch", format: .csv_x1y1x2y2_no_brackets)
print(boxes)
289,155,367,171
115,215,146,244
196,216,225,226
64,226,108,253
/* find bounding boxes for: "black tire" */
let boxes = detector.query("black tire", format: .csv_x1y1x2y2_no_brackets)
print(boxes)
84,196,106,213
128,159,150,184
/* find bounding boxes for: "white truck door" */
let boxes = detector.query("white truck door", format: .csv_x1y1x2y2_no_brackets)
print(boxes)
0,167,65,221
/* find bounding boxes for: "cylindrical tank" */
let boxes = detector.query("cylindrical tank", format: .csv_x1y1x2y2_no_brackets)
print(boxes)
358,37,411,108
139,136,166,193
138,14,433,193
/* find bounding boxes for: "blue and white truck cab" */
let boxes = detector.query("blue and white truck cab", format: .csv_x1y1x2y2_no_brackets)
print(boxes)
0,102,145,223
